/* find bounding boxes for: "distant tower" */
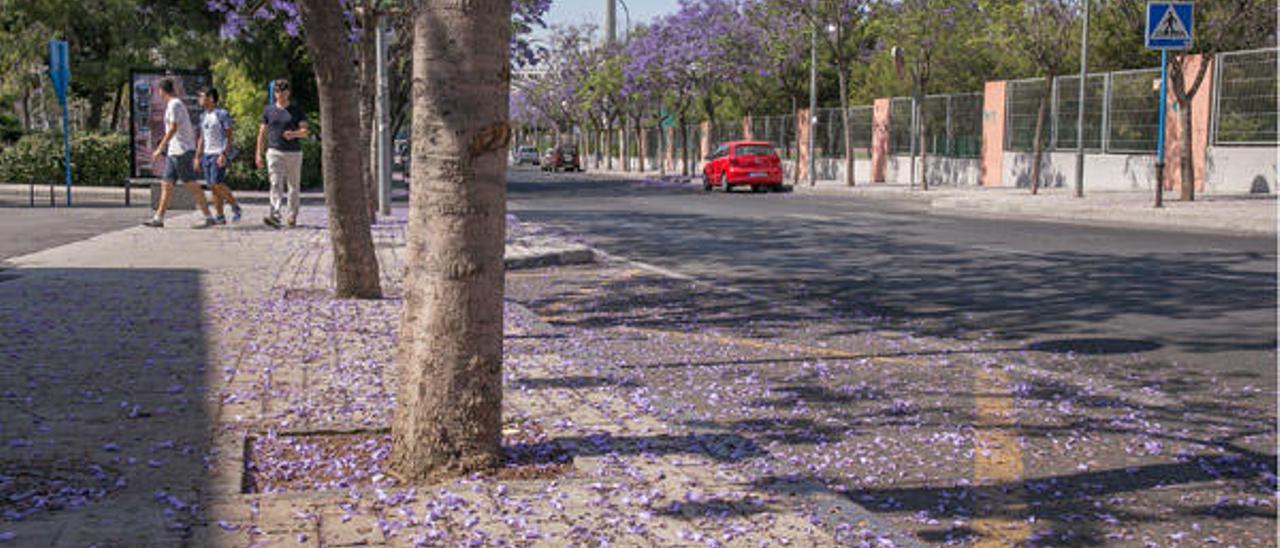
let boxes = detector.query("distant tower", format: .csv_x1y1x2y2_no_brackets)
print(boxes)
605,0,616,45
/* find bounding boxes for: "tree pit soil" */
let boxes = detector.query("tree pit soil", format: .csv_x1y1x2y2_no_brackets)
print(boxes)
243,416,572,494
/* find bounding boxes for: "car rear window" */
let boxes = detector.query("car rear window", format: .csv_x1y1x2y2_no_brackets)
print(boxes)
562,147,578,154
734,145,775,157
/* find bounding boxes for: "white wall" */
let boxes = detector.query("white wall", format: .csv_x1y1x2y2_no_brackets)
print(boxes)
1002,152,1159,192
884,155,981,186
1205,147,1277,194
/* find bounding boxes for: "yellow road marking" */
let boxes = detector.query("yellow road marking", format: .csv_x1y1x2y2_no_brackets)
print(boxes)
971,366,1029,547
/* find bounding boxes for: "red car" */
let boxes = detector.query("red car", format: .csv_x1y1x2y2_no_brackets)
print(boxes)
541,145,582,172
702,141,784,192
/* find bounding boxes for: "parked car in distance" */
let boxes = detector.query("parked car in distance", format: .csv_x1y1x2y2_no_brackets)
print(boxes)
541,145,582,172
702,141,784,192
513,145,540,166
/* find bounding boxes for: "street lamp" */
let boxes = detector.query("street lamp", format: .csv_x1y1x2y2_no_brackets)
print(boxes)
808,23,836,187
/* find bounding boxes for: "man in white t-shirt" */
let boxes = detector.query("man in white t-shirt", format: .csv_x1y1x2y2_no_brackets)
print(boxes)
142,78,216,229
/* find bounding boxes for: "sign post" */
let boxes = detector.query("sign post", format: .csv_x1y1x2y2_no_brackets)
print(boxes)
48,40,71,206
1145,2,1194,208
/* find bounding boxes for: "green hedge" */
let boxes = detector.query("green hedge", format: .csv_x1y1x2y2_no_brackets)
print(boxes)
0,130,322,190
0,132,129,186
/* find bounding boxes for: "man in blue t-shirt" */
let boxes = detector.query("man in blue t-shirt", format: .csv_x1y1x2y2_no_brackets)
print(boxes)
194,87,243,224
255,79,309,228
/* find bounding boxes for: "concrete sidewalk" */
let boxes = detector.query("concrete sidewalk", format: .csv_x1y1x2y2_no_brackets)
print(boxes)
0,205,873,546
794,181,1277,237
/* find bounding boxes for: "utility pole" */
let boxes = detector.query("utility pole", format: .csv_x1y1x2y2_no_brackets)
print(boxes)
605,0,616,45
1074,0,1090,198
376,14,392,216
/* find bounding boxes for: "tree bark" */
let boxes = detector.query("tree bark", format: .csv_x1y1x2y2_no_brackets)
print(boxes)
297,0,383,300
1030,73,1053,195
635,118,645,173
108,82,125,134
1171,57,1211,202
680,116,689,176
837,64,855,187
389,0,509,481
917,96,929,191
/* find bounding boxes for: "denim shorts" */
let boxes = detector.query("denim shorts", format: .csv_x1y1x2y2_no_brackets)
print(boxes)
162,151,197,182
201,154,227,186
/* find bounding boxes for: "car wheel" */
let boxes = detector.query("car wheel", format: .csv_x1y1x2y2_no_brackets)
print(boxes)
721,173,731,193
703,175,713,192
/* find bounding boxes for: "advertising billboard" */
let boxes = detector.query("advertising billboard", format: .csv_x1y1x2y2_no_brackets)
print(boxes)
128,69,211,179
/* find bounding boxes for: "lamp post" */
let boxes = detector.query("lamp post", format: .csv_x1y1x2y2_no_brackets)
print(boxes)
808,24,835,187
808,25,817,186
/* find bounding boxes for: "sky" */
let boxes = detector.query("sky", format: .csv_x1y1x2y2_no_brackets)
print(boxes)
541,0,682,36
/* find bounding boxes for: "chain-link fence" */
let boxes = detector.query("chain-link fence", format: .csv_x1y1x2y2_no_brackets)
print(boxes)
1214,48,1278,145
848,106,873,156
754,115,796,159
1005,77,1052,152
1105,68,1161,153
708,119,743,148
1052,74,1106,151
889,98,913,154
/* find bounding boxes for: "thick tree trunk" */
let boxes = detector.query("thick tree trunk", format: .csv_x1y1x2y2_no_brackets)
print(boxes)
297,0,383,299
389,0,509,481
837,66,855,187
1030,73,1053,195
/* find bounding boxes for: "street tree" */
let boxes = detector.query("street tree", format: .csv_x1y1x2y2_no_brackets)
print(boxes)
738,1,810,180
786,0,877,187
991,0,1079,195
1111,0,1275,201
208,0,382,299
388,0,512,481
886,0,982,191
3,0,219,132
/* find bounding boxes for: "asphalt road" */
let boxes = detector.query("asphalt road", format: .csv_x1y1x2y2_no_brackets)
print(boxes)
505,167,1277,545
507,167,1277,386
0,205,148,262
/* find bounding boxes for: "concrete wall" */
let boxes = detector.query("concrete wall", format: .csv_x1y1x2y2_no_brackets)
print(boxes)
1002,152,1160,191
1205,147,1278,194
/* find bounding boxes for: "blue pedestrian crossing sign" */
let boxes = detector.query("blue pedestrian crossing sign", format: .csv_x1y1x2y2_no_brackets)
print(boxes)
1146,2,1194,50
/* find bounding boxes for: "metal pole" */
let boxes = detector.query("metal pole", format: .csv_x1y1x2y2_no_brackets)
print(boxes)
909,96,917,190
376,15,392,216
605,0,616,45
1155,50,1168,208
61,101,71,206
808,25,817,186
1075,0,1090,198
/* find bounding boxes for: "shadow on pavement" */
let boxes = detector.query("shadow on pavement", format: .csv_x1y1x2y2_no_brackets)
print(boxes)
0,268,211,545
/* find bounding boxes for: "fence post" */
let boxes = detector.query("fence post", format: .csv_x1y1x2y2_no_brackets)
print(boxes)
1101,73,1111,153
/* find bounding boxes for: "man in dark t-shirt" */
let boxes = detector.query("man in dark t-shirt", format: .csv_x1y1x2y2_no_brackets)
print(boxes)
255,79,310,228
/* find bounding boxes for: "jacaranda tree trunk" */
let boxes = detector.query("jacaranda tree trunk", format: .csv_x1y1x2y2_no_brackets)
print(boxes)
296,0,382,299
389,0,510,481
